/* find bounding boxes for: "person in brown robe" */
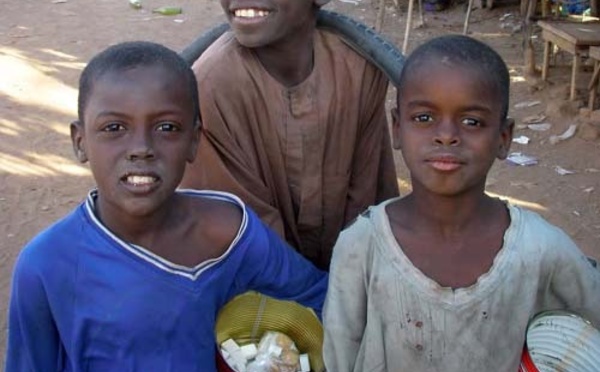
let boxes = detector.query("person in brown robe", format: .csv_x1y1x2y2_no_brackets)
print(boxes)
181,0,399,270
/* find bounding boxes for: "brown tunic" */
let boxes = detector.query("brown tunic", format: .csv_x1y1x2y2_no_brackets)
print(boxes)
182,29,399,270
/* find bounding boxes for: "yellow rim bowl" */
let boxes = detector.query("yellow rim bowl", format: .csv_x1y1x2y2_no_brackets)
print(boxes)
215,291,325,371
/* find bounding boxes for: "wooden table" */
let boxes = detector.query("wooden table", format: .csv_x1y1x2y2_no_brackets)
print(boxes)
589,46,600,110
538,21,600,101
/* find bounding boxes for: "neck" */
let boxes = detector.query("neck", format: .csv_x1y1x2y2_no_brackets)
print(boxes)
253,20,316,87
403,187,496,237
94,194,179,247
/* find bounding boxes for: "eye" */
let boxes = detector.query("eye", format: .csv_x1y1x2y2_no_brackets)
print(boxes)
156,122,180,132
412,113,433,123
462,117,482,127
102,122,125,132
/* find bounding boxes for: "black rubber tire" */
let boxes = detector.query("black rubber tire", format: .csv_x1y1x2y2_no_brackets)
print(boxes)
180,22,230,65
179,10,405,87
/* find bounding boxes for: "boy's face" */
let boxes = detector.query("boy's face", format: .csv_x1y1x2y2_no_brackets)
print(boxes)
71,65,200,218
220,0,316,48
392,63,512,197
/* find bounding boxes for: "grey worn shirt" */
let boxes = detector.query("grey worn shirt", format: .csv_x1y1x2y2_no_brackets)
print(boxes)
323,198,600,372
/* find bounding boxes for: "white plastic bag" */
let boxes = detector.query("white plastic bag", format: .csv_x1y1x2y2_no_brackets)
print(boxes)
246,331,300,372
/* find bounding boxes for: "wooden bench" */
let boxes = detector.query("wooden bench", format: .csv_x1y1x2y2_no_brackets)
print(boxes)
538,21,600,101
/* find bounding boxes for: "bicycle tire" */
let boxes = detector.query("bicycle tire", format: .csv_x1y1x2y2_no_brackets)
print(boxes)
179,10,405,87
180,22,230,65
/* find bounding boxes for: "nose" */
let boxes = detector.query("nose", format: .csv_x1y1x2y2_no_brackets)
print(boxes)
433,117,460,146
126,129,154,161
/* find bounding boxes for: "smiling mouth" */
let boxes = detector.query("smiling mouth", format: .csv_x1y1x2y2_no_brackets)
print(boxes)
123,174,159,186
233,8,271,18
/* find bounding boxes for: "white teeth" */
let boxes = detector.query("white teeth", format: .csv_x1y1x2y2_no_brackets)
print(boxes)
127,175,156,186
234,8,269,18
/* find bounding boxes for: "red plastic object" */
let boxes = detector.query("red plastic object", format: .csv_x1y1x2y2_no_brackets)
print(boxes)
519,344,539,372
215,349,235,372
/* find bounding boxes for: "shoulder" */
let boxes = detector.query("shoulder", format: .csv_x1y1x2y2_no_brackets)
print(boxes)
181,190,245,251
316,29,366,62
14,205,84,276
316,29,387,78
332,200,391,262
510,205,574,245
508,204,581,260
315,29,388,110
191,31,249,83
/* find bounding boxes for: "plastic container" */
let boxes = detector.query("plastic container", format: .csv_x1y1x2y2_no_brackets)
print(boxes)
519,311,600,372
215,291,324,372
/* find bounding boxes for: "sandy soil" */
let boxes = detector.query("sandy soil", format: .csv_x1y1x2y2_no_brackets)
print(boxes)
0,0,599,363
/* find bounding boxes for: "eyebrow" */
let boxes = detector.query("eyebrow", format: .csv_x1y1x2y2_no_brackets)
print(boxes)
405,100,493,113
93,109,184,119
93,111,128,119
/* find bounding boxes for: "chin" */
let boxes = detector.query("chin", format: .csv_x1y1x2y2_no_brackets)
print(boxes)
231,30,273,49
234,37,268,48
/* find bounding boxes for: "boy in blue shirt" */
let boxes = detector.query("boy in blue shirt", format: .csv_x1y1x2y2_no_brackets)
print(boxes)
6,41,327,372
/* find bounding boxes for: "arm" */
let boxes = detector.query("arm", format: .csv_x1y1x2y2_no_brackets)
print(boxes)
344,65,398,224
236,207,327,317
542,233,600,328
322,221,369,371
5,249,63,372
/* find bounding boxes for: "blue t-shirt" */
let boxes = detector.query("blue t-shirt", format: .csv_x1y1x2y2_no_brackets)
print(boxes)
6,190,327,372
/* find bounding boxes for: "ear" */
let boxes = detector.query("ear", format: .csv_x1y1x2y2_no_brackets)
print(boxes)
186,118,202,163
390,107,402,150
70,120,88,163
313,0,330,6
496,117,514,160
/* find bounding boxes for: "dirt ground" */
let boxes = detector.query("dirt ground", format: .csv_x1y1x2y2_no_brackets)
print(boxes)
1,0,599,363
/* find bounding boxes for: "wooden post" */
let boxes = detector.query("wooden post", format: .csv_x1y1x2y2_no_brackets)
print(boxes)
589,61,600,110
570,53,579,101
542,41,551,80
541,0,548,17
375,0,386,32
522,0,537,75
463,0,475,35
590,0,598,17
403,0,415,54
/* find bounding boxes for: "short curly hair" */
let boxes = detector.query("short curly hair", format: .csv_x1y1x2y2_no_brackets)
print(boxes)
77,41,199,125
397,35,510,121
